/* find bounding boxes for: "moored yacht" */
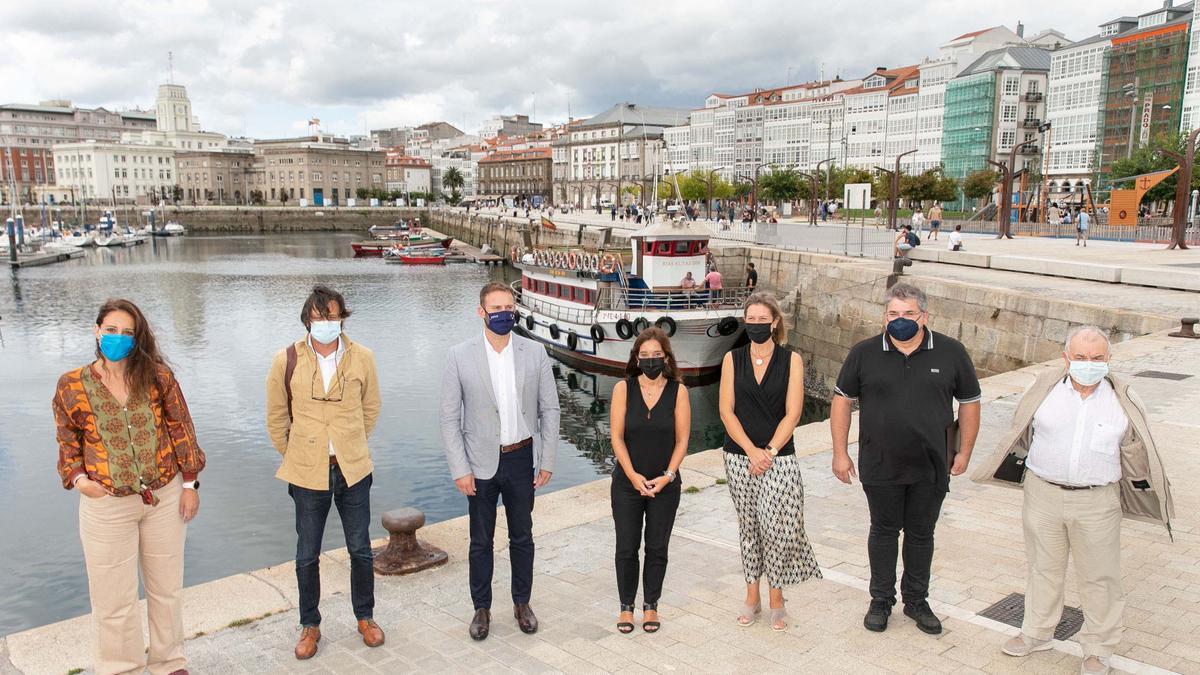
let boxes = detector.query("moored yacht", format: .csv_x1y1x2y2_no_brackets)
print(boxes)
512,219,747,376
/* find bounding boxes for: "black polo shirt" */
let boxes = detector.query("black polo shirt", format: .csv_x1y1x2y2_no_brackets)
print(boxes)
834,328,981,491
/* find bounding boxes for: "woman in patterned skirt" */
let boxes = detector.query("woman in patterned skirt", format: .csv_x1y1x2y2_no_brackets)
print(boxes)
53,298,206,675
719,292,820,631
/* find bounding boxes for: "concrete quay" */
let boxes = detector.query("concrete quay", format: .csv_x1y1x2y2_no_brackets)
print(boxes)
4,329,1198,675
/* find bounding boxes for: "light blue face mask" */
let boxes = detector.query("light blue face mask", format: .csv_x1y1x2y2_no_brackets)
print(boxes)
310,320,341,345
1068,360,1108,386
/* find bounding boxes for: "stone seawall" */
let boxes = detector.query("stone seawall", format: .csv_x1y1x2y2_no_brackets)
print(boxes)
12,205,431,233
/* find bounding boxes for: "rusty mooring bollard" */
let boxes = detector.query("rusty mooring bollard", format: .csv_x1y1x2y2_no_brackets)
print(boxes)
1168,317,1199,339
372,507,448,575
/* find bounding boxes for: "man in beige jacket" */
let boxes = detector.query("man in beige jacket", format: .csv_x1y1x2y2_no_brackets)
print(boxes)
266,285,383,660
973,326,1174,675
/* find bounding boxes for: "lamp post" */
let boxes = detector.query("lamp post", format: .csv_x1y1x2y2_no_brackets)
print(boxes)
1152,125,1199,250
695,165,726,220
812,157,832,225
988,138,1039,239
875,148,916,231
751,161,773,215
1124,77,1140,160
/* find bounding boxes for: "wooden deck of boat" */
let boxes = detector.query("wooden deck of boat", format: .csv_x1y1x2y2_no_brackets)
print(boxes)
424,228,505,265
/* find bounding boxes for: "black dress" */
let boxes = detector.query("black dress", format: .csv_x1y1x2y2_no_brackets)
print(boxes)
611,376,682,606
723,344,796,456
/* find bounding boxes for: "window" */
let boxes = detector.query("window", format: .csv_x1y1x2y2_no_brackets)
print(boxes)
1001,104,1017,122
1003,77,1019,96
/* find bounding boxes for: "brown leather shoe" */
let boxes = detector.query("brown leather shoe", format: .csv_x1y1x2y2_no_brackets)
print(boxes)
294,625,320,660
514,603,539,634
357,619,385,647
469,608,491,641
167,670,189,675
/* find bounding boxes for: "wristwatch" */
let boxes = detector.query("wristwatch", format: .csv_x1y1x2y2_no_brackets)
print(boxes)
663,470,676,482
182,481,199,491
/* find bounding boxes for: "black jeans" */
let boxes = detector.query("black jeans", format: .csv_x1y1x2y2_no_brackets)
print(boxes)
290,465,374,627
468,444,535,610
862,480,946,606
612,478,680,606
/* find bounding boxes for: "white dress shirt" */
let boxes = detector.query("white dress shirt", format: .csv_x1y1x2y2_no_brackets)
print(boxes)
1026,377,1127,487
308,335,345,456
948,230,963,250
485,339,529,445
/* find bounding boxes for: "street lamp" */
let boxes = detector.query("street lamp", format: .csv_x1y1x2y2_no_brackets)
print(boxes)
812,158,833,225
875,148,916,231
751,161,773,214
1124,77,1140,160
987,139,1040,239
1150,125,1199,250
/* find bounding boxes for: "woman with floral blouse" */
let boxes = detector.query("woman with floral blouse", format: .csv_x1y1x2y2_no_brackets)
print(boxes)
53,298,206,675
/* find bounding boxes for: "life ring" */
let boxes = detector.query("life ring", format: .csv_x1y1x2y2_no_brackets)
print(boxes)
600,254,618,274
615,318,635,340
549,323,561,340
590,323,606,343
567,330,579,351
716,316,739,336
633,317,650,335
655,316,677,337
525,313,535,331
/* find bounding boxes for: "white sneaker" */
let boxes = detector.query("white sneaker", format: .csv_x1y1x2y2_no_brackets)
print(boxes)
1001,634,1053,657
1081,656,1110,674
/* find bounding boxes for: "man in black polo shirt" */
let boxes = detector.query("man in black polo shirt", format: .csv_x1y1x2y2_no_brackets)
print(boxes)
830,283,981,635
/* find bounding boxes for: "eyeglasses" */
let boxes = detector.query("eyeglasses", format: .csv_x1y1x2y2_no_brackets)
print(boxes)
885,311,924,320
311,366,346,403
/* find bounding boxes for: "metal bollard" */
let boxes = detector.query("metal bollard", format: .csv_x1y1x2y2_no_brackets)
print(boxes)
372,507,448,575
1168,317,1199,339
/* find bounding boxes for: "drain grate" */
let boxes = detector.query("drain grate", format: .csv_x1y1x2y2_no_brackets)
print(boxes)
978,592,1084,640
1135,370,1193,381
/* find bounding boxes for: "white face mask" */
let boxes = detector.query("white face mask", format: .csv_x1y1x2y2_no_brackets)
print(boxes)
310,320,341,345
1068,360,1108,386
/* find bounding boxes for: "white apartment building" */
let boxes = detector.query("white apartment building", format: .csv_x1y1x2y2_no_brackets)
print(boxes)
1046,17,1138,195
432,150,480,197
122,84,227,151
663,124,691,174
843,66,921,171
1182,10,1200,132
53,140,176,204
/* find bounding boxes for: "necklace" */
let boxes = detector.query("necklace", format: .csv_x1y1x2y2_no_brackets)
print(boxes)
750,345,773,366
639,380,666,419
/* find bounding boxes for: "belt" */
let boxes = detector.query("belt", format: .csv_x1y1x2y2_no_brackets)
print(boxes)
329,455,339,467
500,437,533,454
1044,479,1103,490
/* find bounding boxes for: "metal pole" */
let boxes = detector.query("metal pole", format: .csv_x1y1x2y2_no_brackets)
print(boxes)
1126,76,1140,160
6,218,16,263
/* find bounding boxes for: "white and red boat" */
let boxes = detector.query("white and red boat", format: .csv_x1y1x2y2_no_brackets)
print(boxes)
383,247,447,265
352,236,451,257
512,220,748,376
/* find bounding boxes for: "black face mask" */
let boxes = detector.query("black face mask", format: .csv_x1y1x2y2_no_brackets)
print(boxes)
638,357,665,379
745,323,773,344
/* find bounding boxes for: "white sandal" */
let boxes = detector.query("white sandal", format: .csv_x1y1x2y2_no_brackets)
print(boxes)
769,603,788,631
737,602,762,627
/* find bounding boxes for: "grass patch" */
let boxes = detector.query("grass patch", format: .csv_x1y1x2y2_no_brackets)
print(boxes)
684,486,700,494
227,618,253,628
67,669,83,675
715,478,728,485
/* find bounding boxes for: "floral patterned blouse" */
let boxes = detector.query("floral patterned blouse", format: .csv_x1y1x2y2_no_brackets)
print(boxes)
54,363,205,497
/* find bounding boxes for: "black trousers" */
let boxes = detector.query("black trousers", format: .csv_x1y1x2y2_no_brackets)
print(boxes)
611,478,681,606
862,480,946,605
468,444,535,610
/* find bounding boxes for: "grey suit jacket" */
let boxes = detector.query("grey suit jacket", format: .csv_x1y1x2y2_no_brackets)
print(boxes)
440,333,561,481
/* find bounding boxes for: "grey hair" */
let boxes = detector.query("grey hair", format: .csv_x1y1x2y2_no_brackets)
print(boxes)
1063,325,1111,353
885,283,927,312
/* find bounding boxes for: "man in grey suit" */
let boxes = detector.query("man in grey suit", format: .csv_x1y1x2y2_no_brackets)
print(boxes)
441,281,560,641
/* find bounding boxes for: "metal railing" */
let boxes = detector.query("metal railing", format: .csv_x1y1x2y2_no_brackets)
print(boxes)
942,217,1200,244
754,222,896,259
596,285,755,311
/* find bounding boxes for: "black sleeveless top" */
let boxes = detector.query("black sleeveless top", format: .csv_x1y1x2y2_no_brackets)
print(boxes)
614,376,681,486
723,344,796,456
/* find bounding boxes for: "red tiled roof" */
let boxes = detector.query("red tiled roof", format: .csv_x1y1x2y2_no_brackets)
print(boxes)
841,64,920,96
950,27,995,41
479,147,552,163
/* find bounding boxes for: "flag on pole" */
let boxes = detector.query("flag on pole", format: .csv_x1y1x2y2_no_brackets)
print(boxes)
541,215,557,230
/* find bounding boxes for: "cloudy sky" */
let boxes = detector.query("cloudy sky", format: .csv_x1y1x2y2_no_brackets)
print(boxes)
0,0,1151,138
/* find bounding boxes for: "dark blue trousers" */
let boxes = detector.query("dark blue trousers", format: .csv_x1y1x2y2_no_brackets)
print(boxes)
290,465,374,626
468,444,535,610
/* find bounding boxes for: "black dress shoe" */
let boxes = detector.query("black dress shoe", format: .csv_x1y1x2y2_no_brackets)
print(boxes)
469,608,491,641
864,598,892,632
903,601,943,635
514,603,539,634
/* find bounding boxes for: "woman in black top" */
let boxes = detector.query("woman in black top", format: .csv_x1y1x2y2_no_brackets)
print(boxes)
610,327,691,634
719,292,821,632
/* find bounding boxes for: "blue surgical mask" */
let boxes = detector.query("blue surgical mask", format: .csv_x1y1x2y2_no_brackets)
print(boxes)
886,317,920,341
99,333,135,362
486,310,517,336
310,320,341,345
1068,360,1109,386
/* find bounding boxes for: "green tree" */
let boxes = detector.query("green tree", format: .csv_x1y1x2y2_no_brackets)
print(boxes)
759,168,803,203
962,169,999,203
1109,131,1195,204
733,182,752,199
356,187,369,200
442,167,465,193
447,189,462,205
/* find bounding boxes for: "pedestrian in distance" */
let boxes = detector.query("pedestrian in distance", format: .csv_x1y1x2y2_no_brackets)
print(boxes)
745,262,758,289
911,209,926,237
1076,208,1090,247
55,298,206,675
265,285,384,660
974,326,1174,675
440,282,560,641
928,204,943,241
609,328,690,634
830,283,981,636
719,293,821,631
948,224,965,252
894,225,915,259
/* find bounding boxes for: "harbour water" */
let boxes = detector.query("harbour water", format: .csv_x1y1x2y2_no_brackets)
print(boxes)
0,232,826,636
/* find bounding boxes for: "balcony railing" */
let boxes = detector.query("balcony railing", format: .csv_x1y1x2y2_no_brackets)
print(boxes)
1020,118,1042,128
1018,145,1041,155
1022,92,1044,102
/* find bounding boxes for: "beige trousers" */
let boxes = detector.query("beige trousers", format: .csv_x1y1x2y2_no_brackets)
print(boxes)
1022,472,1124,658
79,475,187,675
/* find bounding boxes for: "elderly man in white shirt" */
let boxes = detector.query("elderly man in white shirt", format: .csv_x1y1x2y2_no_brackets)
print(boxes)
972,324,1171,675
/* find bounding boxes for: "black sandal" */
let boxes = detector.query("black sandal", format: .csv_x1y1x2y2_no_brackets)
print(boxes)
617,604,635,634
643,602,660,633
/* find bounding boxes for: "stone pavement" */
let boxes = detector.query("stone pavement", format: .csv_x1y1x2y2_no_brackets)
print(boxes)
7,330,1197,674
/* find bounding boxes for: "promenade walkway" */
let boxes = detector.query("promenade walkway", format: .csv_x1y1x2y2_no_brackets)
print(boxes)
5,330,1197,674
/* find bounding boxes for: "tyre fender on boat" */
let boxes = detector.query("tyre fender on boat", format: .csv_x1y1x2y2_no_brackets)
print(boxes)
549,323,561,340
632,317,650,335
716,316,739,336
590,323,606,343
525,313,535,331
655,316,677,337
599,254,618,274
615,318,635,340
590,254,600,272
567,252,578,270
567,330,579,351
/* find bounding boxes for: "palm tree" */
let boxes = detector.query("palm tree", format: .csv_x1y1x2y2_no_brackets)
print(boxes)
442,167,465,193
